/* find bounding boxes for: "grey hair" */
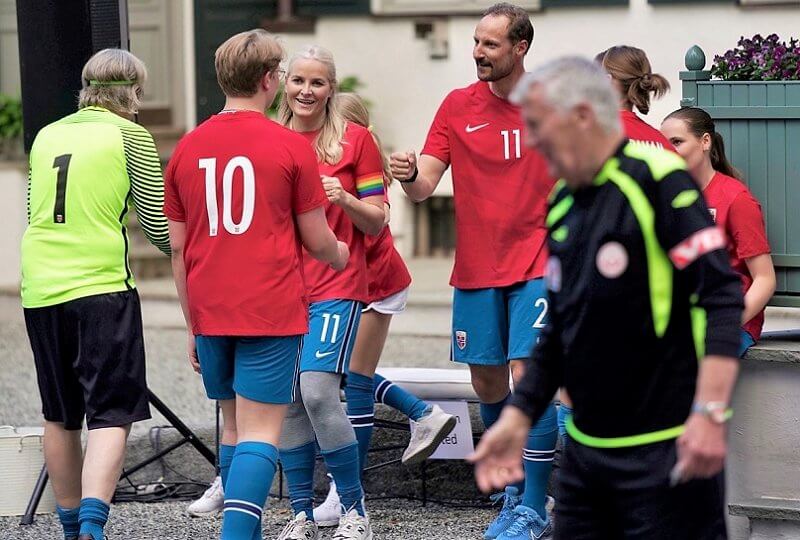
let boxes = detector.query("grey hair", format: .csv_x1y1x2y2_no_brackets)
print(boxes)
78,49,147,115
512,56,621,134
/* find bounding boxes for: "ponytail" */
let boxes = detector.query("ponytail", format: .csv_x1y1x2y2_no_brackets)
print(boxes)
710,132,740,180
626,72,670,115
335,92,394,187
601,45,670,115
664,107,742,180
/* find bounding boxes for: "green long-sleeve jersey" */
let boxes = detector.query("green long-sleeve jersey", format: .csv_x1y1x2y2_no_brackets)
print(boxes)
21,106,169,308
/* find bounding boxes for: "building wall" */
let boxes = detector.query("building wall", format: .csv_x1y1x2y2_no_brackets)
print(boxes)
0,164,27,290
277,0,799,255
0,0,187,130
2,0,799,260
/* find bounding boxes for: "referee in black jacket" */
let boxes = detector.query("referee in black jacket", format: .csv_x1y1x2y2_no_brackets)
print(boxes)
470,56,743,540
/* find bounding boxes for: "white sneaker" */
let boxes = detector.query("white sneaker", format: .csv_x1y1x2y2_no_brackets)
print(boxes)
402,404,458,465
278,511,320,540
332,508,373,540
187,475,224,517
312,477,342,527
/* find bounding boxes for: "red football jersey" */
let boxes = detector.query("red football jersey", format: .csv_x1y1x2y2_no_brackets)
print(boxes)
300,122,385,304
366,222,412,303
164,111,326,336
621,110,677,154
422,81,554,289
703,172,771,340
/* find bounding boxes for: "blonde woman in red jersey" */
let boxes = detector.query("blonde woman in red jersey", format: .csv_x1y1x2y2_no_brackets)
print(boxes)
276,45,386,540
662,107,775,356
310,92,457,527
596,45,676,152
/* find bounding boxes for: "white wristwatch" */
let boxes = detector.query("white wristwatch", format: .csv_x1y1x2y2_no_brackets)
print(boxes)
691,401,732,424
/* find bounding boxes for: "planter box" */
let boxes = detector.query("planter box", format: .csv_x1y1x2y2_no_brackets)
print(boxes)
681,48,800,307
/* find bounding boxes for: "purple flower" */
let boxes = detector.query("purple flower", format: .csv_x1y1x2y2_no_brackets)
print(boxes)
712,32,800,81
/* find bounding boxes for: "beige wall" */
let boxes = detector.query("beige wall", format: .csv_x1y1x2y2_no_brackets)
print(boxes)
0,164,27,291
275,0,799,255
0,0,19,96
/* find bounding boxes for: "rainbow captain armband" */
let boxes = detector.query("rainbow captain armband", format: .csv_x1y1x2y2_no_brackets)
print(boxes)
356,174,385,198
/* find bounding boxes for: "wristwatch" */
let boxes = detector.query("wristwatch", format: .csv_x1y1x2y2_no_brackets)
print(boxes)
398,167,418,184
691,401,733,424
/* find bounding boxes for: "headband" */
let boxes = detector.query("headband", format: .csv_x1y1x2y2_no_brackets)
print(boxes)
88,80,136,87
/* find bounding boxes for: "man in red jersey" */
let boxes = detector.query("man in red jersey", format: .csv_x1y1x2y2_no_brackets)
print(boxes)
164,30,347,540
390,4,557,539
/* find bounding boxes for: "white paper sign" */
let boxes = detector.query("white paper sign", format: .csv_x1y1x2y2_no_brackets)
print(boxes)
409,400,474,460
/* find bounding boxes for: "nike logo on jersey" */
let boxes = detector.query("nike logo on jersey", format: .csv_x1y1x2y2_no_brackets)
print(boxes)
315,350,335,359
465,122,490,133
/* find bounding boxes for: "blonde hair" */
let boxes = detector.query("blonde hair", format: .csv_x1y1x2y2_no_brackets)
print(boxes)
78,49,147,115
278,45,345,165
215,29,284,97
598,46,670,115
335,92,393,185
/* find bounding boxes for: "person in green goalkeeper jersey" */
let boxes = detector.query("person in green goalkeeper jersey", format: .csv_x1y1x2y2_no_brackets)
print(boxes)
20,49,169,540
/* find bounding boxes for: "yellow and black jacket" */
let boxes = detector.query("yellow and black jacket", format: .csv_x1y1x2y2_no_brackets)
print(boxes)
511,140,743,448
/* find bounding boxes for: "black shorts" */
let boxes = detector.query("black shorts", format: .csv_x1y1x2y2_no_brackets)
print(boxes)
555,438,727,540
24,290,151,430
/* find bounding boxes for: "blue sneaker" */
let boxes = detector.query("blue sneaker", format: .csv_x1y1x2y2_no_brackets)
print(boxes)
484,486,522,539
497,504,551,540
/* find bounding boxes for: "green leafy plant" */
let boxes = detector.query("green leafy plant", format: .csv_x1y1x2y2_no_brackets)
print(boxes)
712,34,800,81
0,94,23,140
266,75,368,118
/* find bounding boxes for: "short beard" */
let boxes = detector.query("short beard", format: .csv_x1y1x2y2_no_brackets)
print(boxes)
477,61,514,82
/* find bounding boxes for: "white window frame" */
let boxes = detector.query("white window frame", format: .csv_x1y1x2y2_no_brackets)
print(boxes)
371,0,541,15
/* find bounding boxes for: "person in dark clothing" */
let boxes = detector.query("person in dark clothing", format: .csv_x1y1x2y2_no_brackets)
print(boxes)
470,56,743,540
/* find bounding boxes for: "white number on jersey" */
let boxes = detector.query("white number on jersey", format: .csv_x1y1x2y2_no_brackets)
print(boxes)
501,129,522,160
198,156,256,236
532,297,549,329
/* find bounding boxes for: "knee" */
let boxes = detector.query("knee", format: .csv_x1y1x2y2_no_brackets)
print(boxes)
510,361,526,384
302,389,336,421
471,371,510,403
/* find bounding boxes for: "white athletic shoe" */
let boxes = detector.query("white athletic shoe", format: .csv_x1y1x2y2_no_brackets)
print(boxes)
402,404,458,465
187,475,224,517
278,511,320,540
332,508,373,540
312,477,342,527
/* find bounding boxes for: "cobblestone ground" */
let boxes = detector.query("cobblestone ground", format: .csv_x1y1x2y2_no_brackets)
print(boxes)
0,498,497,540
1,294,497,539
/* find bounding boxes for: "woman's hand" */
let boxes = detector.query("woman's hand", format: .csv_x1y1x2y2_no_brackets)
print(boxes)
322,176,351,207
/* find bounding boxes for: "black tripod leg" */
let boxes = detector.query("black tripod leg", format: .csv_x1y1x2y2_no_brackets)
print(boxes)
147,390,216,466
19,465,49,526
